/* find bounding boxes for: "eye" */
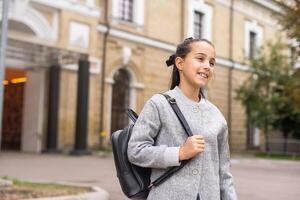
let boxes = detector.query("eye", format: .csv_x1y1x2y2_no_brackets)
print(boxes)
209,62,215,67
197,57,204,62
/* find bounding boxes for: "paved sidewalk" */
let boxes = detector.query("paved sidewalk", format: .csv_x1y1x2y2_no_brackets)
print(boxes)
0,152,300,200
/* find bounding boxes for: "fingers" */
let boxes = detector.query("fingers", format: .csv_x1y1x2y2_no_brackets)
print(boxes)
190,135,205,144
180,135,205,160
195,144,205,151
190,135,204,141
189,135,205,152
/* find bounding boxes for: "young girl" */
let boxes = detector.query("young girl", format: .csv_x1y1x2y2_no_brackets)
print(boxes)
127,37,237,200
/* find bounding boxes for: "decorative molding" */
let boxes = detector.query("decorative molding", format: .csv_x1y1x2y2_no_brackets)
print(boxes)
253,0,281,13
97,25,176,52
216,0,281,13
122,46,132,65
215,0,231,7
97,24,109,33
105,78,114,84
215,57,233,67
215,0,278,27
69,21,90,49
187,0,213,40
61,56,102,74
216,57,250,71
130,82,145,89
31,0,100,18
97,25,251,71
51,10,59,41
89,56,102,74
7,1,56,40
235,2,277,27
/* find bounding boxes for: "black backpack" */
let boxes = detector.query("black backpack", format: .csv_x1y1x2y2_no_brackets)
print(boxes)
110,94,193,200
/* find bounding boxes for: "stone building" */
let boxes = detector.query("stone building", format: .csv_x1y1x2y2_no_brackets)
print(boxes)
0,0,287,153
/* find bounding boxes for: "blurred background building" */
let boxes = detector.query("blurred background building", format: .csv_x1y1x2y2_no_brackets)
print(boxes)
0,0,291,153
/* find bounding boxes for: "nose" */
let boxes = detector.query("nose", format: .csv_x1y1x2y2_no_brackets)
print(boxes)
202,60,212,71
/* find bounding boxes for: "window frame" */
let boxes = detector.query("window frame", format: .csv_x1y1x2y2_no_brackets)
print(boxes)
187,0,212,40
112,0,144,27
193,11,204,39
119,0,134,22
245,20,263,59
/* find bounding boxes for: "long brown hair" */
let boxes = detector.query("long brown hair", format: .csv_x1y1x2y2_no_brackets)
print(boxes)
166,37,214,98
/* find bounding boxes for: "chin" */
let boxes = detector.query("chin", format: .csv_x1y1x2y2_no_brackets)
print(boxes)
195,79,207,87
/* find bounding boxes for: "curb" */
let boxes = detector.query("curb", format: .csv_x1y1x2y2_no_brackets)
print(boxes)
3,178,110,200
0,178,13,187
26,186,109,200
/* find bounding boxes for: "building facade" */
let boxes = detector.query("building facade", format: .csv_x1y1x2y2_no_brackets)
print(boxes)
0,0,287,153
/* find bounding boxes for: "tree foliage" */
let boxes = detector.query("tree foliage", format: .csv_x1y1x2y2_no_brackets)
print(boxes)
273,68,300,140
236,41,300,151
276,0,300,54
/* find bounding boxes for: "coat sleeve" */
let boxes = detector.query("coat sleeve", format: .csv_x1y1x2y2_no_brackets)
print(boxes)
127,99,181,169
218,125,238,200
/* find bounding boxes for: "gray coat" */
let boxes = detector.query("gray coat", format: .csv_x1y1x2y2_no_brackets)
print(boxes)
127,87,237,200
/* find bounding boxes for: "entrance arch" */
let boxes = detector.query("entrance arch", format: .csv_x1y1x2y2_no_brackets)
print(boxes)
110,68,131,133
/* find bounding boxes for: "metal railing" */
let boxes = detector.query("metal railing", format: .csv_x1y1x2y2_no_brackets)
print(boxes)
267,139,300,156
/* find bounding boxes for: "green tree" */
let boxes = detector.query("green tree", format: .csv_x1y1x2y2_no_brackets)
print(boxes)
276,0,300,54
236,42,295,152
272,67,300,152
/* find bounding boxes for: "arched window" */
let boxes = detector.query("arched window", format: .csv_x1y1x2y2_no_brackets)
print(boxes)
111,68,131,133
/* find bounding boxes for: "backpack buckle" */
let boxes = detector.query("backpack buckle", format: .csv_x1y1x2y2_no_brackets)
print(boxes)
168,98,176,104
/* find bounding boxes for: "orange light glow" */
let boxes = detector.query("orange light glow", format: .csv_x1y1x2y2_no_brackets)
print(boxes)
11,77,27,84
3,80,8,85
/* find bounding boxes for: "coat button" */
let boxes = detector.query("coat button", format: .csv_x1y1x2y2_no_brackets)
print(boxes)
192,169,199,175
192,106,199,113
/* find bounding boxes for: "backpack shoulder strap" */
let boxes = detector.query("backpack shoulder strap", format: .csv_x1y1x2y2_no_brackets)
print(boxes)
127,109,138,123
149,93,194,188
159,93,193,137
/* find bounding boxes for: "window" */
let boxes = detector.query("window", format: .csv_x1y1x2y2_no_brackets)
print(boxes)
245,21,263,59
249,31,257,59
194,11,203,39
187,0,212,40
112,0,144,26
119,0,134,22
290,46,297,68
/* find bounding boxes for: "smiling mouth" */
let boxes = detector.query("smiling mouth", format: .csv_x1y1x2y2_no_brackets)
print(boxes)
197,72,208,79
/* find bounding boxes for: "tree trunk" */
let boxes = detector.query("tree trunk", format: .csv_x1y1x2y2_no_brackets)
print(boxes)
264,123,270,152
283,132,288,153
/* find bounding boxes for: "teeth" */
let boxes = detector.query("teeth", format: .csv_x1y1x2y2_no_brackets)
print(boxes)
197,72,208,78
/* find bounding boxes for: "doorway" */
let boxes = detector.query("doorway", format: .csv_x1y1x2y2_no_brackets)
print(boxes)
1,68,26,150
110,68,131,133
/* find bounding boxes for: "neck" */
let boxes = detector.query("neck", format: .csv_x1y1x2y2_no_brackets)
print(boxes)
178,82,201,102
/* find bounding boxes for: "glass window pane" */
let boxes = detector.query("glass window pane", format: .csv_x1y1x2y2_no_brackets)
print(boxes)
119,0,133,22
249,31,257,59
194,11,203,39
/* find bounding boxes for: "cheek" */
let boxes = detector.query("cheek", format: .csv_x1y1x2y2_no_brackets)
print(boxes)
208,68,214,79
183,60,197,73
188,60,201,71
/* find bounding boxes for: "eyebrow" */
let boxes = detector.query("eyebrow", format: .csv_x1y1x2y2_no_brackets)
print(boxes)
195,53,216,62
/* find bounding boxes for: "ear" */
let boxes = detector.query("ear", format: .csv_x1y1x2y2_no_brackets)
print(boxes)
175,57,184,71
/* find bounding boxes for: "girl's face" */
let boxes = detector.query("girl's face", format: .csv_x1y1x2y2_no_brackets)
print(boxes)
176,41,215,89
